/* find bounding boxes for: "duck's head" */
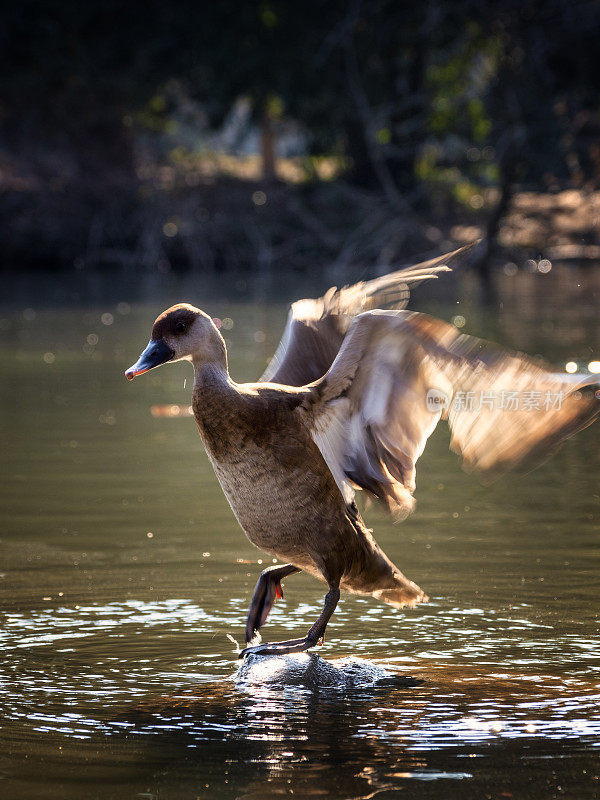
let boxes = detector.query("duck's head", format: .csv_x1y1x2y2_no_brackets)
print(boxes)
125,303,226,380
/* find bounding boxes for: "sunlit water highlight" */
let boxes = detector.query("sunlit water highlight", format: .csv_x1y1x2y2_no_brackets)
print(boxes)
1,266,599,798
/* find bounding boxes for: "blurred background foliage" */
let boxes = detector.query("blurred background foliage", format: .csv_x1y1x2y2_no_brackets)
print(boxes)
1,0,599,283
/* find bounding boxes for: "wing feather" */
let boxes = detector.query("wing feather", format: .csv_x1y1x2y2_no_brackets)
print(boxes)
261,242,479,385
306,310,599,519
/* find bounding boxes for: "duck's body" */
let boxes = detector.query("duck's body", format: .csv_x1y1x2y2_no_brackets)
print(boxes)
126,242,599,657
192,364,423,606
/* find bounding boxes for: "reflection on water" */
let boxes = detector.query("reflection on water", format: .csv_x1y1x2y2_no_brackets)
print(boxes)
0,265,599,798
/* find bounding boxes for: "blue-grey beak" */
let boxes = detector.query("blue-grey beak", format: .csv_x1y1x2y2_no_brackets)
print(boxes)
125,339,174,380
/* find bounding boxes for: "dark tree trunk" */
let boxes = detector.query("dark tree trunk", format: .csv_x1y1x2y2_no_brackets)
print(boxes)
476,145,517,306
260,107,277,182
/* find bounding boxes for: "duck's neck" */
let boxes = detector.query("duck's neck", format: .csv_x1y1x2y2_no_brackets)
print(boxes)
191,329,230,390
191,360,239,456
192,360,233,392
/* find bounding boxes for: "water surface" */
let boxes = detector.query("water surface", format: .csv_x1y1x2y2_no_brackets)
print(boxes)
1,266,599,799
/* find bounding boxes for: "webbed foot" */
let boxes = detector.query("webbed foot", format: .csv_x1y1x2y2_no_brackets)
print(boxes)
245,564,299,643
241,582,339,659
239,635,320,659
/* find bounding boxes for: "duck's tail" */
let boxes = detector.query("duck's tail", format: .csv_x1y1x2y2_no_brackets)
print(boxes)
371,575,429,609
342,572,428,608
340,556,429,608
340,503,429,609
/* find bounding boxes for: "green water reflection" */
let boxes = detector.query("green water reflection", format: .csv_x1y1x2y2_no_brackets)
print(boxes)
0,266,599,799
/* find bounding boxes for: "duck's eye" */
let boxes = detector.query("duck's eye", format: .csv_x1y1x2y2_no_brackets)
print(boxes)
174,321,186,334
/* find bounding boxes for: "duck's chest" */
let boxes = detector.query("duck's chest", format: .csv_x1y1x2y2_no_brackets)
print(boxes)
192,391,342,557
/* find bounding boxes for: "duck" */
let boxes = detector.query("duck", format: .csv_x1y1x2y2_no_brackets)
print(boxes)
125,242,599,658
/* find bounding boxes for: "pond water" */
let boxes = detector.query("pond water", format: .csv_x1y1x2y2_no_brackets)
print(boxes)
1,265,599,799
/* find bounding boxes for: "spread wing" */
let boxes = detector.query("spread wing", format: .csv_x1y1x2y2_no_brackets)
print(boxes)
305,310,599,519
261,242,479,386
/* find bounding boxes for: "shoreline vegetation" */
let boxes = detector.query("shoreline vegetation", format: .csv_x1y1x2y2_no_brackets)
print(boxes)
2,152,599,280
3,3,599,291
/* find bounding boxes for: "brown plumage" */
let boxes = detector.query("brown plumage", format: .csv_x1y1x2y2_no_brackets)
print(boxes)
125,243,600,657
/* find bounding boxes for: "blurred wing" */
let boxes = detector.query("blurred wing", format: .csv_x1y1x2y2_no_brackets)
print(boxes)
307,310,599,519
261,241,479,386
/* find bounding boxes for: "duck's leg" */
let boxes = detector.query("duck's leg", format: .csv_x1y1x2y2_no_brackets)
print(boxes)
245,564,300,644
239,583,340,658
